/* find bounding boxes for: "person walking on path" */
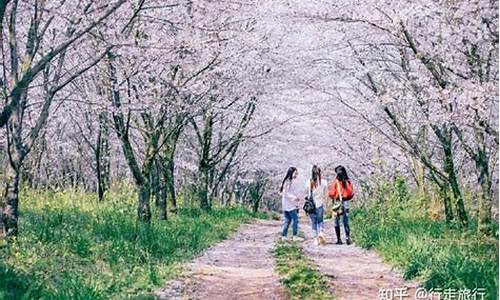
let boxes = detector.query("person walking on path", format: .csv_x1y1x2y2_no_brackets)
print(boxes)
328,165,355,245
306,165,328,245
280,167,303,241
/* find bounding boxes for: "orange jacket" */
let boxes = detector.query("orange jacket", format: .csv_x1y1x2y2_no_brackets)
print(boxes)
328,179,354,201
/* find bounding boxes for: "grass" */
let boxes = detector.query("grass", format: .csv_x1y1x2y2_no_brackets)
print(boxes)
0,187,267,300
351,179,499,300
273,241,333,300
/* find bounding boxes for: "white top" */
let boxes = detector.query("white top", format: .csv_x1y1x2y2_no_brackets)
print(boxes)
306,179,327,208
281,179,301,212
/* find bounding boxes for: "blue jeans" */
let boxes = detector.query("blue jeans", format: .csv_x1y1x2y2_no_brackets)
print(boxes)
282,209,298,237
309,206,324,235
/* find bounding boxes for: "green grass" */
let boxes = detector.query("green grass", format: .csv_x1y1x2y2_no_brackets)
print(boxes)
0,188,266,300
273,241,333,300
351,181,498,300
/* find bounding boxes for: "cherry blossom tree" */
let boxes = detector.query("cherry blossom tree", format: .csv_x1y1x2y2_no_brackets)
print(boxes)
293,0,498,229
0,0,132,236
1,0,496,236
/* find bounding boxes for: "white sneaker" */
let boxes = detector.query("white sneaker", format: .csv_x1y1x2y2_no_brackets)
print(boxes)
292,236,304,242
317,232,327,245
314,237,320,246
281,236,289,241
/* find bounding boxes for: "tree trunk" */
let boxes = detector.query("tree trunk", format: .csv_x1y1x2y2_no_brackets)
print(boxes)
1,163,20,237
452,122,493,234
437,127,468,227
478,190,492,235
163,124,183,213
150,160,161,207
95,112,110,202
154,158,167,220
442,142,468,226
412,158,426,198
108,52,153,224
96,130,105,201
32,139,46,189
198,163,210,211
157,177,167,220
476,150,492,234
137,183,152,222
448,176,468,226
252,196,260,213
2,100,26,237
165,157,177,213
439,185,454,223
429,168,454,223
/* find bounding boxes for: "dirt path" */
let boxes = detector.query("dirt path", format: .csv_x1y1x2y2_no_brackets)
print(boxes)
301,216,426,300
156,219,287,300
156,215,427,300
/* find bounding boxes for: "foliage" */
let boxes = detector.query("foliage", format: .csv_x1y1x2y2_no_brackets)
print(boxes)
0,0,497,296
273,241,333,300
351,180,499,300
1,0,497,232
372,176,412,205
0,189,265,300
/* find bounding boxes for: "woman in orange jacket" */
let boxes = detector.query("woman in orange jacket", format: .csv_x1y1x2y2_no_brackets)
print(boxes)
328,165,354,245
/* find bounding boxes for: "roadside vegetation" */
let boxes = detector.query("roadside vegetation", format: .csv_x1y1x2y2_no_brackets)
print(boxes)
0,187,266,300
351,178,499,300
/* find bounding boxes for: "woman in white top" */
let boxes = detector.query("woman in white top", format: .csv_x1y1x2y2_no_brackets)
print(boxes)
307,165,327,244
280,167,303,241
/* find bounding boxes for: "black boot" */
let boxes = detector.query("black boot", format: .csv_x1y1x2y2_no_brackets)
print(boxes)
335,226,343,244
345,224,351,245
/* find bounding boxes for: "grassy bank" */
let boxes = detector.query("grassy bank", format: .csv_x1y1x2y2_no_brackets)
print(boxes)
351,180,499,300
0,188,266,300
273,241,333,300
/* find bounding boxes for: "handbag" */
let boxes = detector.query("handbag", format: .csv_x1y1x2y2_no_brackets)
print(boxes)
332,180,343,216
303,180,316,214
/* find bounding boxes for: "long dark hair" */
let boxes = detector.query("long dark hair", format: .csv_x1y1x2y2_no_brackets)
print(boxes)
335,165,349,184
280,167,297,193
311,165,322,189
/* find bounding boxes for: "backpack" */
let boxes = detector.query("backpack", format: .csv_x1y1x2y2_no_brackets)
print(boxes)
328,179,354,201
303,180,316,214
